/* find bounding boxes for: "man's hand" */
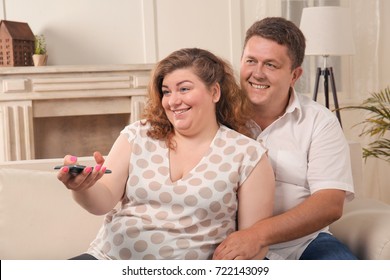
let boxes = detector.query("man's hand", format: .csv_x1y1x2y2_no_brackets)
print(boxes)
213,227,265,260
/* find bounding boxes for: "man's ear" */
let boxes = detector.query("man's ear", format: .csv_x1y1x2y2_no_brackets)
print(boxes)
212,83,221,103
291,67,303,87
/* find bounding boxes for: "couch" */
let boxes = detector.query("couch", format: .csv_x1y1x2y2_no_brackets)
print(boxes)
0,143,389,259
329,144,390,259
0,157,103,260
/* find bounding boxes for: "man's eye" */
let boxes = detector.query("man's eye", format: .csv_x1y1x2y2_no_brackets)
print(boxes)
246,59,255,64
266,62,276,69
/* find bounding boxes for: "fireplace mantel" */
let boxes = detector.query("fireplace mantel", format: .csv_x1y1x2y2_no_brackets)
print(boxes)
0,64,153,162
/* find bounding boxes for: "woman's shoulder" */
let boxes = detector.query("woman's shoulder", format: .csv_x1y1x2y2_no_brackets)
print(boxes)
120,120,150,139
218,125,266,153
219,125,261,145
217,125,267,169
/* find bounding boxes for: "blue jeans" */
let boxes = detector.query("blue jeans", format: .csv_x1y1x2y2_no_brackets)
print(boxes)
299,232,358,260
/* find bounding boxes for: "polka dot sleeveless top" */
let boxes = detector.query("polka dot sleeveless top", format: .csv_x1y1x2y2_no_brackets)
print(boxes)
87,121,266,259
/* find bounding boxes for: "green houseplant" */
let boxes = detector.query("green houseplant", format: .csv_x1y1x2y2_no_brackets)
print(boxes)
32,34,48,66
341,86,390,163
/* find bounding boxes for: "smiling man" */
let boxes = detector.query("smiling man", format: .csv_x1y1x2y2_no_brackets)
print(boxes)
213,17,357,260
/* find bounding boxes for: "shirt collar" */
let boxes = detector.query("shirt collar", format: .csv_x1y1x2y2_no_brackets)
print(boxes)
249,88,303,137
284,88,303,121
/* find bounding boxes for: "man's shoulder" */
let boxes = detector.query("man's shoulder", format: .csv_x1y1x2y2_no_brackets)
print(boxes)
296,92,323,108
296,93,338,120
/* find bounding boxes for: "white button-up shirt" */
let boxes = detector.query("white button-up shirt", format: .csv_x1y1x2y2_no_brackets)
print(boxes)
251,90,354,260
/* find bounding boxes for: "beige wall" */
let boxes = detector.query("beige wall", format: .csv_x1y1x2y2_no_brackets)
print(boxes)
2,0,146,65
1,0,389,202
2,0,388,86
1,0,243,67
380,0,390,90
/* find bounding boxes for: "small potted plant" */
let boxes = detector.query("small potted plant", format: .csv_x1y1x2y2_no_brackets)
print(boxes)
32,34,48,66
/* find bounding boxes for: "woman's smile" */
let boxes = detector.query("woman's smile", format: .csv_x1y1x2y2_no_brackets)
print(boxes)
172,107,191,116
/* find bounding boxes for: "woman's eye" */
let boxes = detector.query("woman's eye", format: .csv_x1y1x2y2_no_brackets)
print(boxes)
180,87,190,92
161,89,170,95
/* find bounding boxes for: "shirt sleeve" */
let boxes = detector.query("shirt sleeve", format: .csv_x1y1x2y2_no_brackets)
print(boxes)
120,120,143,143
238,139,268,187
308,115,354,200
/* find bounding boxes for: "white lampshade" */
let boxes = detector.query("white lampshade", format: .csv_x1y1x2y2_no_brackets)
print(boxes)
300,6,355,56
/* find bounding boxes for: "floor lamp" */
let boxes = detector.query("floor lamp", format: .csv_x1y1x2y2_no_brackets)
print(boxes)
300,6,355,127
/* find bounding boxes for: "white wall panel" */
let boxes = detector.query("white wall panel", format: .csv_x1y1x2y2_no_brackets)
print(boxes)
379,0,390,90
155,0,232,63
0,0,5,20
141,0,157,63
243,0,281,30
4,0,145,65
1,0,275,69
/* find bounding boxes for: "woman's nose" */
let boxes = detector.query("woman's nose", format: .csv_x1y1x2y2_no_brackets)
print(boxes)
168,91,181,106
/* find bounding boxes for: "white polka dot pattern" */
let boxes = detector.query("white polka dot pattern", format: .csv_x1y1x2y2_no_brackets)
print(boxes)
87,121,266,259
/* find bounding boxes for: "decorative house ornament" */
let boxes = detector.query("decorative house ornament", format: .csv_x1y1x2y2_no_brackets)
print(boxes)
0,20,35,67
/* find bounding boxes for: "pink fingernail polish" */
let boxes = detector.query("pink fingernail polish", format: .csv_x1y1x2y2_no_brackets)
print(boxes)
102,167,107,173
84,167,92,173
95,165,101,172
62,166,69,173
70,156,77,162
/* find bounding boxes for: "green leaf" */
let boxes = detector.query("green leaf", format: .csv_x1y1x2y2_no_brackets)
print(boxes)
340,86,390,163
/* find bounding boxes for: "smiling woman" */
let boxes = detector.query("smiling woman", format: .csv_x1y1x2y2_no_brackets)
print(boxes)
54,47,275,260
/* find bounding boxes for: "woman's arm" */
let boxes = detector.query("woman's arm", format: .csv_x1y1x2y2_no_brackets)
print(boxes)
214,154,275,260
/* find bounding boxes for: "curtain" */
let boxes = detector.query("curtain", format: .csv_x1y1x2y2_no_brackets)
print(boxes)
348,0,389,203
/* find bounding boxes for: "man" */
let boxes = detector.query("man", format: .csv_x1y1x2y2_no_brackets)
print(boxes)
213,17,357,260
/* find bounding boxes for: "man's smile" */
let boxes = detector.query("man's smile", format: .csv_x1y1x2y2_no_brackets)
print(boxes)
249,82,270,90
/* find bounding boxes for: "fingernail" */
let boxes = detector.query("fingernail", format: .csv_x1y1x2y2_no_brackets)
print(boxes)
95,164,101,172
101,167,107,173
70,156,77,162
62,166,69,173
84,167,92,173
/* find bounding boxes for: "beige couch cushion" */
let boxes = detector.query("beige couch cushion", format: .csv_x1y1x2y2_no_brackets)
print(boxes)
330,198,390,259
329,142,390,259
0,167,104,260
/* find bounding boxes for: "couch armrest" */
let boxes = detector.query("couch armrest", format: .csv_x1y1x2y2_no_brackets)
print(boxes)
0,166,104,259
330,198,390,260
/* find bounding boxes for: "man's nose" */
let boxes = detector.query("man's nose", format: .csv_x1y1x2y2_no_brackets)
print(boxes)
253,64,265,79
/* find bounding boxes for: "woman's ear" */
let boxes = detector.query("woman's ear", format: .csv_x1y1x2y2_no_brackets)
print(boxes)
212,83,221,103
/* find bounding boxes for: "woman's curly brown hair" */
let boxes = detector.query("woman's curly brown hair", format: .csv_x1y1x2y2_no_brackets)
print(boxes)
142,48,253,149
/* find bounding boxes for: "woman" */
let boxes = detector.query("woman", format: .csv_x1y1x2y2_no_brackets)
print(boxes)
57,48,274,260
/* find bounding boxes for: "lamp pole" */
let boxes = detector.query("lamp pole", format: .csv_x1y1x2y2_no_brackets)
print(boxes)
312,55,342,127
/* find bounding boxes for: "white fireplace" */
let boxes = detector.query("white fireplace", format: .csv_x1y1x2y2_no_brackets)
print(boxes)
0,64,153,162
